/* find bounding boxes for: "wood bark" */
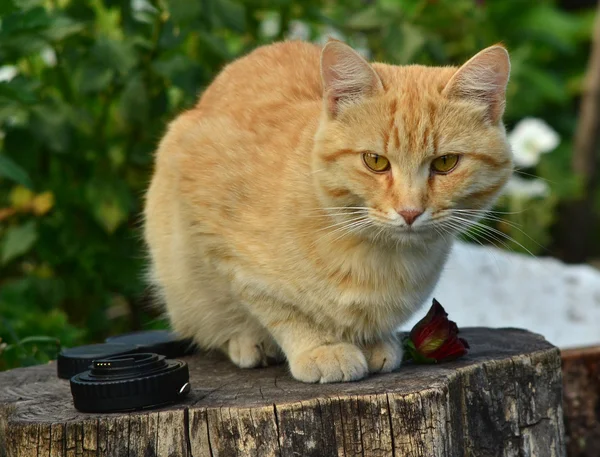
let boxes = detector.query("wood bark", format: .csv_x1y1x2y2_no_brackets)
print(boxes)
562,346,600,457
560,0,600,262
0,328,565,457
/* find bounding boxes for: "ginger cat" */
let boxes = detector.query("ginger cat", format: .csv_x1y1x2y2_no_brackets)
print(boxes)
144,40,512,383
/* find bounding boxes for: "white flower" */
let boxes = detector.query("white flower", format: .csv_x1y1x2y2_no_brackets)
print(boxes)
504,175,550,199
508,118,560,168
0,66,18,82
286,20,310,41
40,46,57,67
131,0,156,13
260,13,280,38
131,0,157,23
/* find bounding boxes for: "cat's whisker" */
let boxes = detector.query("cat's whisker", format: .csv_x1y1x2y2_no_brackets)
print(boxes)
431,223,454,241
319,206,371,210
315,214,370,232
375,225,386,243
446,208,524,224
436,216,509,250
444,211,525,232
437,219,506,269
512,169,555,184
305,212,365,219
468,213,523,228
447,214,523,243
326,219,372,244
436,219,504,272
305,206,371,216
313,217,370,244
446,215,537,257
434,210,527,235
449,210,548,252
449,208,526,215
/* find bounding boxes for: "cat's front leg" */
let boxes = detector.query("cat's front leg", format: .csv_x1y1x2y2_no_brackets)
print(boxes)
224,327,284,368
290,342,369,383
239,294,369,383
361,337,404,374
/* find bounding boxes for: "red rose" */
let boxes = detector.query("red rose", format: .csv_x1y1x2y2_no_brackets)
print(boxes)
404,299,470,364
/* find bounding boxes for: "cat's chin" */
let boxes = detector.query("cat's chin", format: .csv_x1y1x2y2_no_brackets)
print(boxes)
368,225,444,245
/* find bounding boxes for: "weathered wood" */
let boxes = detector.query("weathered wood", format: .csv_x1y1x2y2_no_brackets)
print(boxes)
562,345,600,457
0,328,565,457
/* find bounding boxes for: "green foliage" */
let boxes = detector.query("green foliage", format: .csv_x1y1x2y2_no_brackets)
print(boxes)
0,0,594,369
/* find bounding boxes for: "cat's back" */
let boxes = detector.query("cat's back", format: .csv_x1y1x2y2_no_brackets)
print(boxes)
148,41,324,243
197,41,323,114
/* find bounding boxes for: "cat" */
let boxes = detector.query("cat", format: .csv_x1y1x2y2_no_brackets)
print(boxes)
143,39,512,383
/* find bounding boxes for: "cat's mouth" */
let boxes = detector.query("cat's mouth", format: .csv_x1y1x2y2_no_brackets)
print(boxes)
368,209,430,231
367,214,435,235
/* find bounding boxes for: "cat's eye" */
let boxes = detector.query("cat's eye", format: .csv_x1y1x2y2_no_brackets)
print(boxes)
431,154,460,174
362,153,391,173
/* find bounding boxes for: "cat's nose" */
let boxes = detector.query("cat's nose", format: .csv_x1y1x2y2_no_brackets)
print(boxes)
397,209,423,226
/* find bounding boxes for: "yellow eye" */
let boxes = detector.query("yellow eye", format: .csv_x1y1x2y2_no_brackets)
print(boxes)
431,154,459,174
362,153,390,173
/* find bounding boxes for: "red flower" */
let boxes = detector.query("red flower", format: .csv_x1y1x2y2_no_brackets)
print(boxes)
404,299,469,364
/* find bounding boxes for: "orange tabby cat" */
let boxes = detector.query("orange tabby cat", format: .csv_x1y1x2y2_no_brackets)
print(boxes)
144,40,512,383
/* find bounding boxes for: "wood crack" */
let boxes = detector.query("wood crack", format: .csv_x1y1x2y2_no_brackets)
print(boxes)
272,403,282,457
385,393,397,457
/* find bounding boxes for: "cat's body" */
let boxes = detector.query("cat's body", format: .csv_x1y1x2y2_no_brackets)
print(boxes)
144,40,512,383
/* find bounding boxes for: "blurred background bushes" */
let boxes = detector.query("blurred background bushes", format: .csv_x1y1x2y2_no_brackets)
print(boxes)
0,0,597,369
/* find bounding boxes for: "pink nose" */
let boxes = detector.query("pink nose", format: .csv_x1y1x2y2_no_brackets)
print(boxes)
398,209,423,225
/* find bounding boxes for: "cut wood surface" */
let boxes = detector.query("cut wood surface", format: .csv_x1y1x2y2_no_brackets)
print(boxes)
0,328,565,457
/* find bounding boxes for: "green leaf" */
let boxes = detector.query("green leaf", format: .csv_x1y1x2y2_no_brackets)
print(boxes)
402,338,437,364
14,0,45,9
0,0,17,16
0,78,39,104
43,15,85,42
198,31,231,60
0,155,33,188
119,72,149,125
346,6,382,31
522,4,583,48
97,201,127,234
91,37,137,76
214,0,246,33
30,103,72,153
1,221,38,264
85,180,132,234
387,22,426,65
166,0,202,23
77,66,114,93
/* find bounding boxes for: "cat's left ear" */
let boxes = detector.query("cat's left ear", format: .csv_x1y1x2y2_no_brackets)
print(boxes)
321,39,383,118
442,45,510,123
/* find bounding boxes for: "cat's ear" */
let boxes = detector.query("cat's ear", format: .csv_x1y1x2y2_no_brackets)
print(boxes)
442,45,510,123
320,39,383,118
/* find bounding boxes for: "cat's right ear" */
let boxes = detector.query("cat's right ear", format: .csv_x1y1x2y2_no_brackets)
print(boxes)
442,45,510,123
320,40,383,118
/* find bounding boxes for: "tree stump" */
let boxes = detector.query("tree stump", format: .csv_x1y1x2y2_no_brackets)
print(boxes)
0,328,565,457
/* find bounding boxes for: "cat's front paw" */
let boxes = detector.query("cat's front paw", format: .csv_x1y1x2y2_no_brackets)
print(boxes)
227,333,283,368
363,339,403,373
290,343,368,383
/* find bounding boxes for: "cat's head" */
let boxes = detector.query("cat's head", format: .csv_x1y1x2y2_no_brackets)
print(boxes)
313,40,513,244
